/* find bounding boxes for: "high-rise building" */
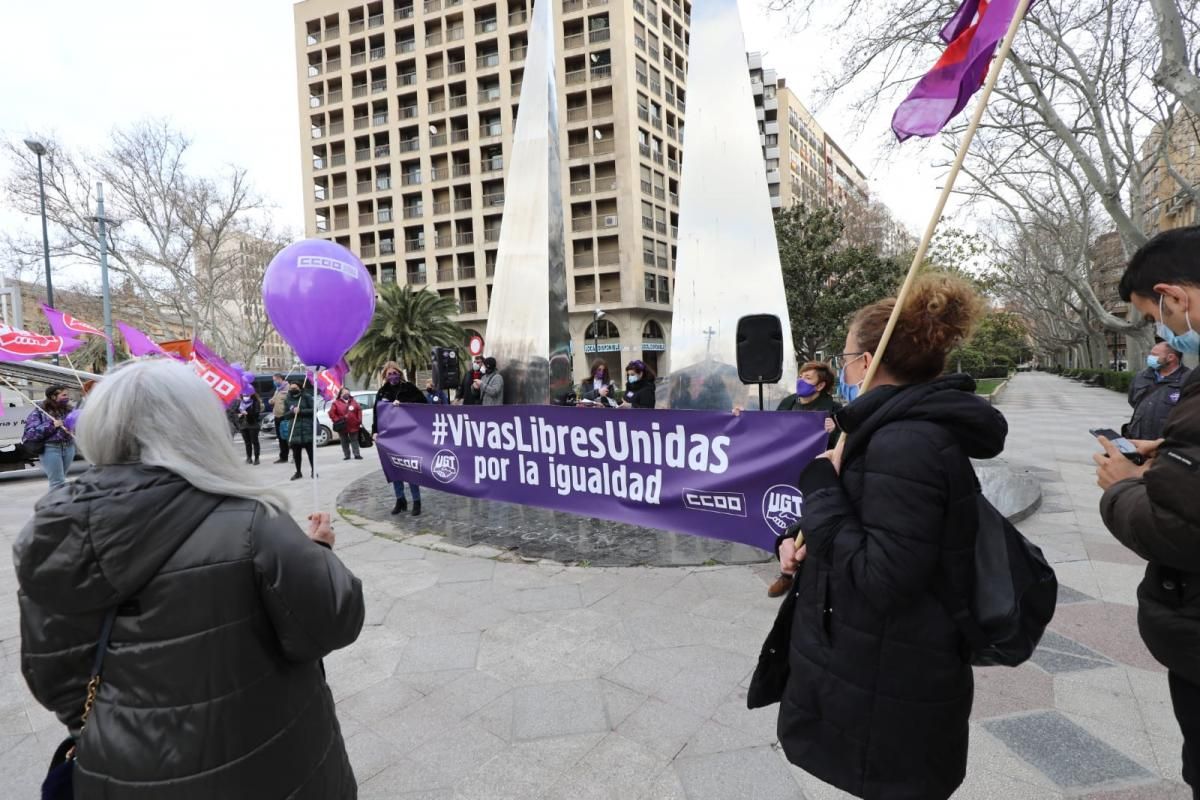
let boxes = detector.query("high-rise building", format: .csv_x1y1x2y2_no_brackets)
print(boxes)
747,52,869,213
1139,111,1199,237
294,0,690,379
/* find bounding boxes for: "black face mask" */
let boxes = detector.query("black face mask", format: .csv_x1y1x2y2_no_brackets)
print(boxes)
289,389,301,397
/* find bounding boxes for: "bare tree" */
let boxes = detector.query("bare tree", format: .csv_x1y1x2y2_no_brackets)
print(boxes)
3,120,285,365
1149,0,1200,119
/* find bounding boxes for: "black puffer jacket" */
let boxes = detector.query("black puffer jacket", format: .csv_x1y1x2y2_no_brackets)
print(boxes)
14,465,364,799
778,375,1007,800
1103,366,1200,686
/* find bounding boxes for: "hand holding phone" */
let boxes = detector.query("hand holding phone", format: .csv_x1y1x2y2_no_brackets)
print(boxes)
1090,428,1144,463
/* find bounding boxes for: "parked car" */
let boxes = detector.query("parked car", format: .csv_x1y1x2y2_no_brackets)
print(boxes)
263,390,377,448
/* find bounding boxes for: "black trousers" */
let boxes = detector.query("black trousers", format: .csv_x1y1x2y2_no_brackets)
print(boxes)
275,418,288,459
1171,671,1200,798
241,429,260,461
291,442,314,475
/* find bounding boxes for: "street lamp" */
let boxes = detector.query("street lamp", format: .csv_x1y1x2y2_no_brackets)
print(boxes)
24,139,54,311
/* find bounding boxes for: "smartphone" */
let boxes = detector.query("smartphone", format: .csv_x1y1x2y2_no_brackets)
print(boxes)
1090,428,1144,463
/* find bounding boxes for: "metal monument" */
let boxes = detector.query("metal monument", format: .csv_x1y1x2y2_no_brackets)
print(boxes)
484,0,572,405
664,0,796,410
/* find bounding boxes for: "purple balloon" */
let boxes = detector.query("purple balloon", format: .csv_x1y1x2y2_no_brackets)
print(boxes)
241,372,256,394
64,409,81,432
262,239,375,368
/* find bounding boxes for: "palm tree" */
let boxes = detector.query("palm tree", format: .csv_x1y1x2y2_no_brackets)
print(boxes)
346,285,465,382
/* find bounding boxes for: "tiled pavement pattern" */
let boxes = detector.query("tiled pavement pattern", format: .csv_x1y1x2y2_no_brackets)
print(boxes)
0,373,1189,798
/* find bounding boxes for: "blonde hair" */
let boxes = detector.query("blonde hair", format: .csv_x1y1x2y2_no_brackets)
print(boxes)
75,359,288,515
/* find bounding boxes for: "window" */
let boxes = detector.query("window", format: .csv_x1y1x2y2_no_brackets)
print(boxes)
585,319,620,339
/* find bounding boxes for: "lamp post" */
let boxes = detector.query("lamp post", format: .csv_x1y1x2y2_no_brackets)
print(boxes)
89,183,116,369
23,139,54,311
592,308,605,365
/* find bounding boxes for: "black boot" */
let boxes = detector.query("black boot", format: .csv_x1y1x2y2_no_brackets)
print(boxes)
411,501,422,517
290,472,303,481
392,498,408,514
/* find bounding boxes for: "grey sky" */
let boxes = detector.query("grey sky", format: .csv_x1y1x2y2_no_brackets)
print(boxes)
1,0,959,286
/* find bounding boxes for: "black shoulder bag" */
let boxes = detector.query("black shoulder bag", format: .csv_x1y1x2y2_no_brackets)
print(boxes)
42,608,118,800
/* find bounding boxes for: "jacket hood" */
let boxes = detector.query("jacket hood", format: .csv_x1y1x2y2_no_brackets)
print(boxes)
13,465,224,614
835,373,1007,461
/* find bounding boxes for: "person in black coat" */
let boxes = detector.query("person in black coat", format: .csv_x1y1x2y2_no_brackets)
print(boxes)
775,274,1008,800
372,362,429,516
580,358,621,408
617,359,656,409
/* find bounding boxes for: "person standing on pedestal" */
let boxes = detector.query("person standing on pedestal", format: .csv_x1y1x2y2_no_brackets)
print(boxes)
478,357,504,406
373,362,429,516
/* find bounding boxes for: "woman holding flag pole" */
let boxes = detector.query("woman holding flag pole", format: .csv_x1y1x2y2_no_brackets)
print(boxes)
768,1,1032,798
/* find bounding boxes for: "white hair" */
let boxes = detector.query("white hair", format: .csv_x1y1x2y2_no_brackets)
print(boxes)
76,358,288,515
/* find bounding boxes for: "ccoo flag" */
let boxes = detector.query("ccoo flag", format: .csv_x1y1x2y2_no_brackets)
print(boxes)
0,325,83,362
891,0,1030,141
42,305,109,340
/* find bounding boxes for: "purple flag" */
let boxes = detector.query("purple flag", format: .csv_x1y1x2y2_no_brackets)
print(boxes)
0,325,83,362
42,305,108,340
309,358,349,402
891,0,1026,142
116,322,171,358
375,403,828,550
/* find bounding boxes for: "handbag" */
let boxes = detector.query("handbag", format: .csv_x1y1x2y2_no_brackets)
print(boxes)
747,573,798,709
357,428,374,449
332,418,348,434
43,608,118,800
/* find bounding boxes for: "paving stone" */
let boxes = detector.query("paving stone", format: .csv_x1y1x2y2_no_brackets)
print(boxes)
674,746,803,800
511,680,610,741
615,697,707,759
394,632,481,674
984,711,1153,788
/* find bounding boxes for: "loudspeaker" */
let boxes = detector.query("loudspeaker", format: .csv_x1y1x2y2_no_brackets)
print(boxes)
431,347,461,390
736,314,784,384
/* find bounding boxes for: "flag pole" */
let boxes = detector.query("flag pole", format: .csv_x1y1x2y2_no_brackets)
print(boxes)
791,0,1032,552
859,0,1033,395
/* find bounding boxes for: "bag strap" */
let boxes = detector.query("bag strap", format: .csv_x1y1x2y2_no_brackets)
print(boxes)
78,607,118,735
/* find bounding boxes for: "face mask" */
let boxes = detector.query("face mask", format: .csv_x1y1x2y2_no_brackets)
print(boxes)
594,373,605,381
1157,294,1200,354
1147,355,1162,370
627,374,639,384
480,366,488,374
289,389,300,396
387,375,402,385
795,379,817,398
838,366,861,404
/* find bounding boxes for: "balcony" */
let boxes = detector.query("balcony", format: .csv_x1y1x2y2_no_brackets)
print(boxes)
481,158,504,173
399,105,418,119
599,286,621,302
510,45,527,61
594,138,614,155
571,215,593,232
407,271,427,285
331,152,347,166
427,64,445,80
398,72,418,86
568,142,590,158
476,53,501,69
424,0,441,12
641,214,652,230
349,19,365,34
375,144,392,158
358,212,375,225
565,32,585,49
454,197,473,211
570,179,591,195
354,116,370,130
597,249,619,266
402,171,422,185
429,98,446,113
484,228,501,242
509,9,528,24
478,89,502,104
482,191,505,206
398,39,417,52
429,133,448,147
598,213,618,229
370,46,387,61
642,250,655,266
380,240,397,254
426,32,443,46
593,100,613,117
395,6,415,19
376,177,392,190
654,185,665,201
667,157,679,172
589,27,610,43
655,220,667,234
450,128,470,143
448,26,465,41
567,106,589,123
435,234,453,248
405,238,426,252
306,31,322,46
460,298,478,313
360,242,376,257
371,80,389,94
404,204,425,218
430,166,449,181
448,93,468,109
563,0,583,11
432,200,451,214
575,288,596,304
575,250,595,267
378,208,395,224
565,68,586,86
437,267,455,281
486,261,497,277
475,19,499,34
480,126,503,140
448,60,466,75
458,265,476,280
355,147,372,162
453,163,473,177
638,143,651,158
456,231,475,246
352,84,369,99
332,185,349,198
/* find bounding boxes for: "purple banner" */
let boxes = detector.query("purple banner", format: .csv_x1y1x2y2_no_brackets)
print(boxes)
375,403,828,551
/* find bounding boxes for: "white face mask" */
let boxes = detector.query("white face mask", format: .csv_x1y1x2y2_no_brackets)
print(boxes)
480,366,488,374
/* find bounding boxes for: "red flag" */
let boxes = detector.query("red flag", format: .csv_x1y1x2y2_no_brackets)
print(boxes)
0,326,83,362
310,359,349,402
42,305,108,340
190,339,241,407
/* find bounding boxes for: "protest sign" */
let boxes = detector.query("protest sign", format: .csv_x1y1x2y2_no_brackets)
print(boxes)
375,403,827,550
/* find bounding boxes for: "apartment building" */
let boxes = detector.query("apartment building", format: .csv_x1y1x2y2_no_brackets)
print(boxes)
294,0,690,378
747,52,869,212
1140,111,1200,237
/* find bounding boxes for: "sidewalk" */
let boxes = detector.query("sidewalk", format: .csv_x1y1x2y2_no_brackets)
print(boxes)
0,373,1187,799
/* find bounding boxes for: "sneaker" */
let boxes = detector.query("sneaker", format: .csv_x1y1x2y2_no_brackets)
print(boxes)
767,573,794,598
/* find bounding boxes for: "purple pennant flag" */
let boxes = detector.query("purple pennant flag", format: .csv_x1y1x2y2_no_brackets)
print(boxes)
116,322,171,358
891,0,1026,142
190,339,242,408
42,305,109,340
0,325,82,362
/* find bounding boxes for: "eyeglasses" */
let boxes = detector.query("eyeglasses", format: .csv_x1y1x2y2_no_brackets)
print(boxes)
829,352,865,370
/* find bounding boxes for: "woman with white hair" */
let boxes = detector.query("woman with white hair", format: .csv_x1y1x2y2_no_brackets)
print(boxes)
14,358,364,799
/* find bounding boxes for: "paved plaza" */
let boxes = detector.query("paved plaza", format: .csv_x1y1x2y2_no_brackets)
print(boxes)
0,372,1190,798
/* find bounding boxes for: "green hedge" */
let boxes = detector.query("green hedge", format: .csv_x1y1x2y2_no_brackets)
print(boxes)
1045,366,1133,393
